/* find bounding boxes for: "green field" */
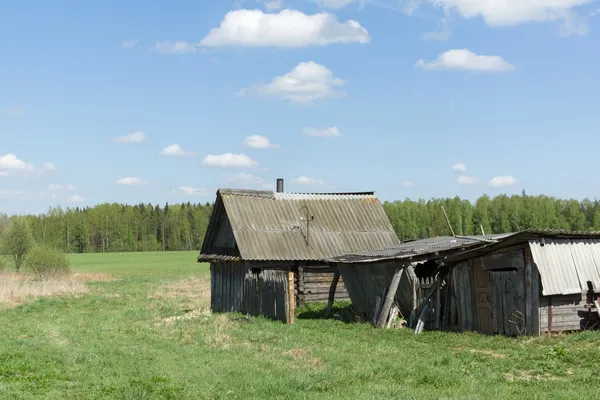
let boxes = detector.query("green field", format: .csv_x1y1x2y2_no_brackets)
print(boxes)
1,252,600,399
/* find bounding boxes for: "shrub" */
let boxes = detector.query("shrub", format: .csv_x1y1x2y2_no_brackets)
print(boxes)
24,245,71,277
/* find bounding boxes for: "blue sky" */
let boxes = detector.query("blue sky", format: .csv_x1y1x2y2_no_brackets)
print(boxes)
2,0,600,214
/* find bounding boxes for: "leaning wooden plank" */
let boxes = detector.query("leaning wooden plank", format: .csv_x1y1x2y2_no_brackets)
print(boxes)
376,268,405,328
386,305,399,329
288,270,295,324
435,277,442,330
415,302,429,334
325,270,341,318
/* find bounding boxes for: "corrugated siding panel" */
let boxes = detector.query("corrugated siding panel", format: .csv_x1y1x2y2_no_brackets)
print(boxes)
220,193,399,261
529,239,600,295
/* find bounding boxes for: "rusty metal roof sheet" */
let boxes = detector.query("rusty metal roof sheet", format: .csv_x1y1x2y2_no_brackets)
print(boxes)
328,234,511,263
199,188,399,261
530,238,600,295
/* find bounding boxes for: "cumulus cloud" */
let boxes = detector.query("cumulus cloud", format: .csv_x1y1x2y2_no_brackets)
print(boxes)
154,41,197,54
239,61,346,103
176,186,208,196
265,0,283,10
457,175,477,185
202,153,258,168
292,176,325,185
121,39,139,49
0,153,33,171
452,163,467,173
416,49,515,72
48,184,76,192
44,162,56,172
489,175,517,188
302,126,342,137
160,144,194,157
68,195,85,203
243,135,279,149
200,9,370,47
113,131,147,143
116,177,144,186
425,0,592,27
400,180,414,188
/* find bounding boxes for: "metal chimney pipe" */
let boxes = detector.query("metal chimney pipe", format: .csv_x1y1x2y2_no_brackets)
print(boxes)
276,178,284,193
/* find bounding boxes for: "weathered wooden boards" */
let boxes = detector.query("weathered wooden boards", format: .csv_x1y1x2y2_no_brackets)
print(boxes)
324,270,341,318
376,268,404,328
288,270,295,324
211,262,290,322
297,267,349,304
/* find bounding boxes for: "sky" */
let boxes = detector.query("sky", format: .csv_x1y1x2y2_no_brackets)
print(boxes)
1,0,600,215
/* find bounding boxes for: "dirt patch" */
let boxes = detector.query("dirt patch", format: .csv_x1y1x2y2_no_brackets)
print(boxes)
0,273,87,308
505,370,566,382
470,349,506,359
283,348,323,370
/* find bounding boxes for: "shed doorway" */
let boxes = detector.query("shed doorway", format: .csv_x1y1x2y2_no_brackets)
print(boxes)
489,270,524,336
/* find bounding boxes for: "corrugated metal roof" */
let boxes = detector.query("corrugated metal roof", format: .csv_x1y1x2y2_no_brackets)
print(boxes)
199,188,399,261
530,238,600,295
328,234,511,263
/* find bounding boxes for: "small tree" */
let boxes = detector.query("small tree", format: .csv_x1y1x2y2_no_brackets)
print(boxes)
24,245,70,277
0,218,34,272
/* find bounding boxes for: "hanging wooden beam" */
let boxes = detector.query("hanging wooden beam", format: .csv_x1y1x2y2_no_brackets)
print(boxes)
376,267,405,328
325,270,341,318
288,270,295,324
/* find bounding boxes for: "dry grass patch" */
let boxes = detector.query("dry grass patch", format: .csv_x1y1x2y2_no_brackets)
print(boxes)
71,273,119,282
0,272,87,308
283,348,324,370
152,276,210,310
505,370,566,382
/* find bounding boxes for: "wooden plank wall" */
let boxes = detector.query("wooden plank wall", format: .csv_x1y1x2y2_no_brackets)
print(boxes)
539,293,590,332
449,262,476,331
297,266,350,304
210,262,290,322
337,261,417,323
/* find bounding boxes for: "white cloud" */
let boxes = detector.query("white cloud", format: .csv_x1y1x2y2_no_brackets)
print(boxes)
489,175,517,188
7,106,24,118
200,9,370,48
452,163,467,173
292,176,324,185
457,175,477,185
559,13,589,36
113,131,147,143
302,126,343,137
154,41,197,54
228,173,265,185
423,17,452,41
202,153,258,168
121,39,139,49
68,195,85,203
265,0,283,10
159,144,194,157
591,8,600,16
48,184,76,192
43,162,56,172
176,186,208,196
314,0,357,8
239,61,346,103
416,49,515,72
400,180,414,188
243,135,279,149
0,171,8,177
425,0,592,27
0,154,33,171
116,177,144,186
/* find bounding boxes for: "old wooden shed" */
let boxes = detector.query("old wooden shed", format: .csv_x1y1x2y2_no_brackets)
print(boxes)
198,181,399,322
443,229,600,336
328,235,507,329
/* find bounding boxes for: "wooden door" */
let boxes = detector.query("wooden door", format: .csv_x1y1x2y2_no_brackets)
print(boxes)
489,270,520,335
473,258,492,334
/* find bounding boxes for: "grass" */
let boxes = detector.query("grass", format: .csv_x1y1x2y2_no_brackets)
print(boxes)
0,251,599,399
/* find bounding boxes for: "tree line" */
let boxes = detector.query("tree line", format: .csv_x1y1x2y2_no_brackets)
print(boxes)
1,193,600,253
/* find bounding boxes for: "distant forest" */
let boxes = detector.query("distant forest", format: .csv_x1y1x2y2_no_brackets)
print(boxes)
1,193,600,253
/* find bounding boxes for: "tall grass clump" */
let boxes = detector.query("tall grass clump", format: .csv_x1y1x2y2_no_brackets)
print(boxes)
24,245,71,277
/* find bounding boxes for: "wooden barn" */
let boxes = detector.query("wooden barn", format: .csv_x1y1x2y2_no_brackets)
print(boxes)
328,235,508,329
198,179,399,323
442,229,600,336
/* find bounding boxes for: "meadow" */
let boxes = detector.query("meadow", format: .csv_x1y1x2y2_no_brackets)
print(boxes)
1,252,599,399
